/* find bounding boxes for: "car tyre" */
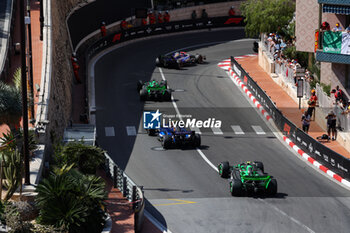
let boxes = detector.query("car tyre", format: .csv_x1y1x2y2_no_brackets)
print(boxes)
137,80,143,92
162,135,172,149
218,161,229,178
140,89,147,101
267,178,277,196
163,90,171,101
155,57,161,67
193,134,201,147
147,129,156,136
230,179,242,196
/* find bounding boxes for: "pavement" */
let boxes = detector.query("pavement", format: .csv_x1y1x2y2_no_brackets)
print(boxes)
237,56,350,159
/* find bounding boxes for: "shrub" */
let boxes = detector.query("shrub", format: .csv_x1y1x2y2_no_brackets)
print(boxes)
321,83,331,96
54,141,105,174
35,166,107,233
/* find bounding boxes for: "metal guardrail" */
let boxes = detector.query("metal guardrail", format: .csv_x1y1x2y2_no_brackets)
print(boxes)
103,152,144,212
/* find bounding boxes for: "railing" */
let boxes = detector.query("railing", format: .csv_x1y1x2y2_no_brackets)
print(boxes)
103,152,144,210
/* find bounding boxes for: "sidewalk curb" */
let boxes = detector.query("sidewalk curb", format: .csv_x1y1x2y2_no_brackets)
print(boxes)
218,57,350,189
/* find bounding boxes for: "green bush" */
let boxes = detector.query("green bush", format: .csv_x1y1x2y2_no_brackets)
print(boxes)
321,83,331,96
54,141,105,174
309,79,320,90
35,165,107,233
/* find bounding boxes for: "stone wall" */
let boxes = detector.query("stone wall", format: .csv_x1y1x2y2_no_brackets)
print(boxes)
46,0,82,143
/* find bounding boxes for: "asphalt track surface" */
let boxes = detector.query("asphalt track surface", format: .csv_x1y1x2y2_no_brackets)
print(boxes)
93,28,350,233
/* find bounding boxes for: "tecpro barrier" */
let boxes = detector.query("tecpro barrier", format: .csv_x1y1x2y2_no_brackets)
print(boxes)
231,56,350,180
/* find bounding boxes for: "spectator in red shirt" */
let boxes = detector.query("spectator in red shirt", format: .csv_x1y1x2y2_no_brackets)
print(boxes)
307,89,318,118
141,18,147,26
148,11,156,24
334,85,344,103
229,6,235,17
321,21,330,31
163,11,170,23
157,11,163,23
100,22,107,37
121,19,128,30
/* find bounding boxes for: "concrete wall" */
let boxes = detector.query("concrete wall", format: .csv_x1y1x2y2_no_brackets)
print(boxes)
46,0,82,143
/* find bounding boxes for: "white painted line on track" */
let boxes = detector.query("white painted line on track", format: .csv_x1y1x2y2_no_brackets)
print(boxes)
257,199,315,233
126,126,137,136
190,126,202,134
105,127,115,137
196,148,218,172
231,125,245,134
211,127,223,135
144,210,173,233
252,125,266,135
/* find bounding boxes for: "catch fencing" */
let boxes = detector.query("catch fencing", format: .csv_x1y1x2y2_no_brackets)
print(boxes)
231,56,350,180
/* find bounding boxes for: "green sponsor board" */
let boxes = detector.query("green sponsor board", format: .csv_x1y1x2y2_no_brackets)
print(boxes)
323,31,342,54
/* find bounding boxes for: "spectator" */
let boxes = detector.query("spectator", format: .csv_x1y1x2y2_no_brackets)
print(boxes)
120,19,128,30
157,11,163,23
191,10,197,20
148,11,156,24
321,21,330,31
163,11,170,23
229,6,235,16
201,9,208,19
292,60,300,85
301,112,311,134
307,89,318,118
346,24,350,33
280,39,287,51
100,22,107,37
326,111,337,140
141,17,147,26
72,58,81,83
332,22,342,32
334,85,344,103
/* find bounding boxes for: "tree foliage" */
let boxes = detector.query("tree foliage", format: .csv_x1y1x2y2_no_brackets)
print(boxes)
240,0,295,37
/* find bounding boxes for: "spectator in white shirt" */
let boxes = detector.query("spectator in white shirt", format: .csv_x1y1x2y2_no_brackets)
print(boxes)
333,23,342,32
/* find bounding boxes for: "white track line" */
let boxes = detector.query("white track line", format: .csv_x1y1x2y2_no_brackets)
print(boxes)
159,64,315,233
252,125,266,135
211,127,223,135
231,125,245,134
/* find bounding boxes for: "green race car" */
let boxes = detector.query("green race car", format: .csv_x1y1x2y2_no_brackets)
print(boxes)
218,161,277,196
137,80,171,101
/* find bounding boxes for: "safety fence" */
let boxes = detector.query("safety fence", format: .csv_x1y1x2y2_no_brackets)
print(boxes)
103,152,145,232
84,16,244,60
231,56,350,180
261,34,350,132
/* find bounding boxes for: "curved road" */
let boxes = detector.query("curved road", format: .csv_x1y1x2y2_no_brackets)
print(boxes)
92,28,350,233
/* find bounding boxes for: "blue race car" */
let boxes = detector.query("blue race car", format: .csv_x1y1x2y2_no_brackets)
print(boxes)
148,127,201,149
155,51,206,69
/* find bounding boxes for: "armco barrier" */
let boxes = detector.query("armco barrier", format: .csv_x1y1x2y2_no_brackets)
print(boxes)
103,152,145,232
231,56,350,180
85,16,244,60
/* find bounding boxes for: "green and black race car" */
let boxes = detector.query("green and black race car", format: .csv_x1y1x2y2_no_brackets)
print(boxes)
218,161,277,196
137,80,171,101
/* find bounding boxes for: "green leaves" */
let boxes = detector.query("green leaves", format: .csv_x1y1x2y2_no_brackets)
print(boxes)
35,168,107,233
0,81,22,129
241,0,295,37
54,141,105,174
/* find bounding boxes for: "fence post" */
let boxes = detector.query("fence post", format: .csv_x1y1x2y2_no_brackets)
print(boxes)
132,186,137,210
105,158,110,177
113,166,118,188
123,176,127,197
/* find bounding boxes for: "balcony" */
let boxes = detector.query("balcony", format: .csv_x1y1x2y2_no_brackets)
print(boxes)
315,31,350,64
318,0,350,7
